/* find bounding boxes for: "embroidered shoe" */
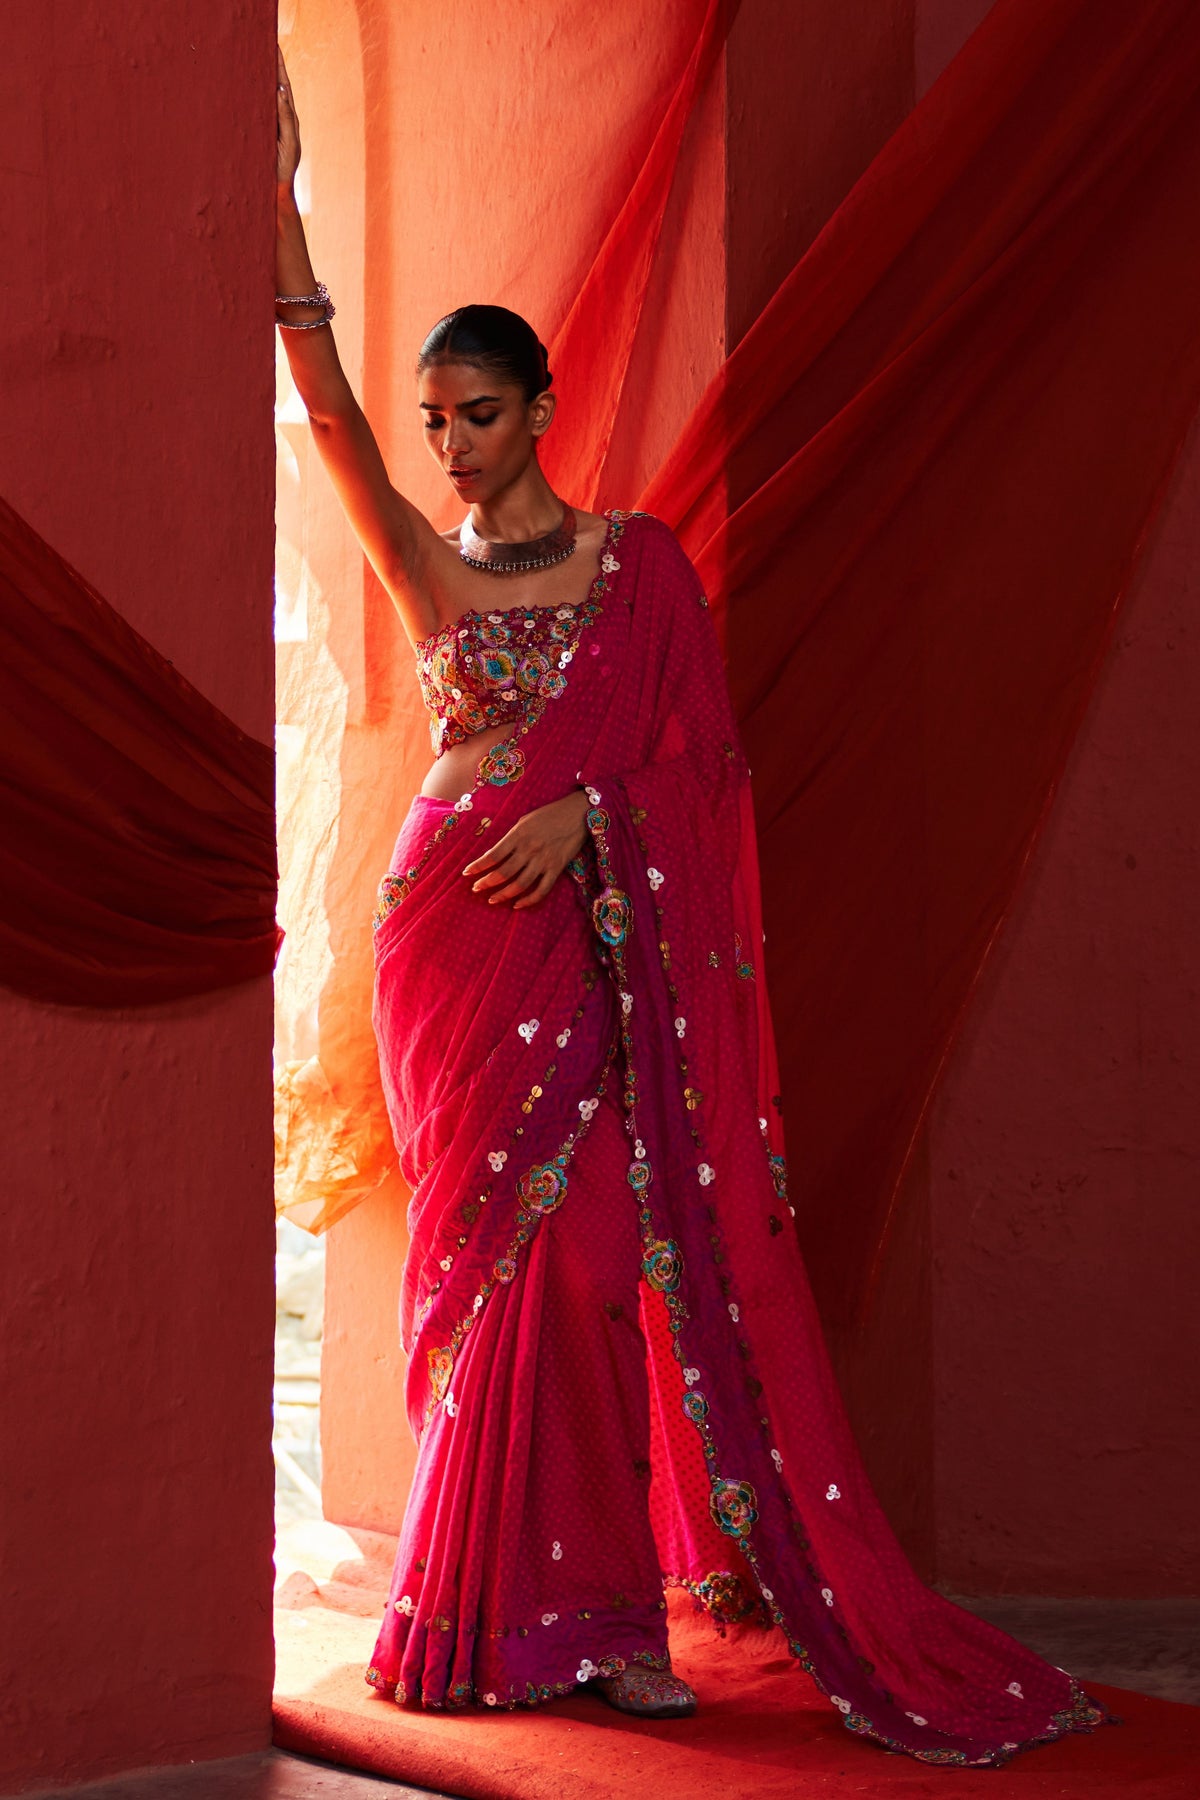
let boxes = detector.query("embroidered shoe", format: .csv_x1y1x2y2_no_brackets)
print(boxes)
595,1666,697,1718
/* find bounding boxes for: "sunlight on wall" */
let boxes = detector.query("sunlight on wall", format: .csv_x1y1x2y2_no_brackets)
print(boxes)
272,0,412,1239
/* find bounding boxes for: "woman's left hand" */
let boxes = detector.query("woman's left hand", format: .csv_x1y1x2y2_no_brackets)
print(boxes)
462,789,590,909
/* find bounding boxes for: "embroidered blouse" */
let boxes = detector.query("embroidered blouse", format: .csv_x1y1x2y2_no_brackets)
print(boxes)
414,603,579,755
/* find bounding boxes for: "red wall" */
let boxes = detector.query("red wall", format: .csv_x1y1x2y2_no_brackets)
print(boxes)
929,424,1200,1594
910,0,1200,1596
1,4,277,1791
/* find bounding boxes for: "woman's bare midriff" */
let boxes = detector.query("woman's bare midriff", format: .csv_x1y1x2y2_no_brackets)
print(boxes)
418,724,511,802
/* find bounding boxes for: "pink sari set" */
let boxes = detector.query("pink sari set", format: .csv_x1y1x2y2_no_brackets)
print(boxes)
363,509,1113,1768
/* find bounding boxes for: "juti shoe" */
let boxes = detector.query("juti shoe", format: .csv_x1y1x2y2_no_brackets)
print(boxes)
594,1665,697,1718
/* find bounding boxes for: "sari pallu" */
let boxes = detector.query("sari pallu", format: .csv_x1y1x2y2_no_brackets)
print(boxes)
366,508,1115,1767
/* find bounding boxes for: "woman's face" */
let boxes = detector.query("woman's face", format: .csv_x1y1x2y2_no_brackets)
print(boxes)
418,360,553,501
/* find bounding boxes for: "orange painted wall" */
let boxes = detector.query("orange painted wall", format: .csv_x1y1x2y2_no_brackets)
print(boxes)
1,4,277,1793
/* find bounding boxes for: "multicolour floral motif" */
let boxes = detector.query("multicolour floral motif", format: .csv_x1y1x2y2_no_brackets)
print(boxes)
414,605,579,755
592,886,631,948
478,740,526,787
427,1346,454,1404
642,1237,683,1293
516,1155,569,1215
665,1570,764,1628
708,1476,759,1539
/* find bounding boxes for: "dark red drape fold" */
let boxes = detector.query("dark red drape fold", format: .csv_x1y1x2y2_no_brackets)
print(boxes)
0,493,279,1006
637,0,1200,1320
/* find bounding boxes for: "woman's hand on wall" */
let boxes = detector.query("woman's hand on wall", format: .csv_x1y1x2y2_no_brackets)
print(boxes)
461,790,591,909
276,43,301,193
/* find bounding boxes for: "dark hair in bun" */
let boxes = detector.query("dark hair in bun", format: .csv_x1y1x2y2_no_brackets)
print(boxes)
417,303,552,403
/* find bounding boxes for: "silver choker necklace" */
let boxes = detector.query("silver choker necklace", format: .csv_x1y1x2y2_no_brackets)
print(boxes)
459,503,578,573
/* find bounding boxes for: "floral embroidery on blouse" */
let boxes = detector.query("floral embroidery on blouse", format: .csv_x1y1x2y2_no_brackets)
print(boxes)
414,605,581,756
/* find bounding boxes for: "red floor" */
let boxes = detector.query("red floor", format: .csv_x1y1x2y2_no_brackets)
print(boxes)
273,1529,1200,1799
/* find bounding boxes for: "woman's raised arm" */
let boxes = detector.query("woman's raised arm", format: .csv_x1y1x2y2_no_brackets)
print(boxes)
274,45,448,636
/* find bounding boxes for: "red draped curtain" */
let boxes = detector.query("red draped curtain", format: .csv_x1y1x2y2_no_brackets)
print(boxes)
4,0,1199,1321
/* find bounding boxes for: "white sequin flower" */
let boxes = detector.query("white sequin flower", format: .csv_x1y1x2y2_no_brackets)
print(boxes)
541,1612,558,1626
1006,1681,1023,1699
821,1588,834,1606
559,648,574,666
620,990,634,1016
831,1696,851,1714
646,867,664,891
454,792,473,813
601,552,621,574
905,1711,928,1726
444,1391,458,1418
634,1139,646,1158
551,1540,563,1561
393,1595,414,1616
585,786,601,804
439,1255,453,1271
555,607,574,620
728,1302,740,1322
825,1484,841,1501
674,1016,687,1038
683,1367,700,1386
760,1586,774,1602
578,1096,599,1121
482,1692,497,1706
697,1162,715,1185
473,1294,484,1313
487,1150,508,1171
556,1028,571,1048
770,1448,783,1471
517,1018,540,1043
577,1659,598,1682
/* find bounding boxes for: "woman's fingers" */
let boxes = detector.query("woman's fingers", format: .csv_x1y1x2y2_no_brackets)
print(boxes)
461,843,508,879
484,864,539,903
464,833,535,884
469,849,525,891
511,870,556,911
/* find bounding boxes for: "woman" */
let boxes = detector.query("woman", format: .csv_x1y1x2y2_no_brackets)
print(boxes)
275,48,1115,1764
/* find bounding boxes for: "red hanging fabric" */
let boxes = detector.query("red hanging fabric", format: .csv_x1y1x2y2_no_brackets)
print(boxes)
0,493,280,1006
633,0,1200,1321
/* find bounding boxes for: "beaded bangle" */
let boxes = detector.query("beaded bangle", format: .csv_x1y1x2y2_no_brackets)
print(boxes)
275,277,336,329
275,279,333,309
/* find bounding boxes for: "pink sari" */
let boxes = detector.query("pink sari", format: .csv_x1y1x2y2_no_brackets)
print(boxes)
364,508,1115,1768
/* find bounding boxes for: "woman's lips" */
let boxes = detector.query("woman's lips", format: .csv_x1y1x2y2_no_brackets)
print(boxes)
448,467,479,486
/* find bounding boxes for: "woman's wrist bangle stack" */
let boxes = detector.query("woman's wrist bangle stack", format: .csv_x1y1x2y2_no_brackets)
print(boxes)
275,278,336,330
